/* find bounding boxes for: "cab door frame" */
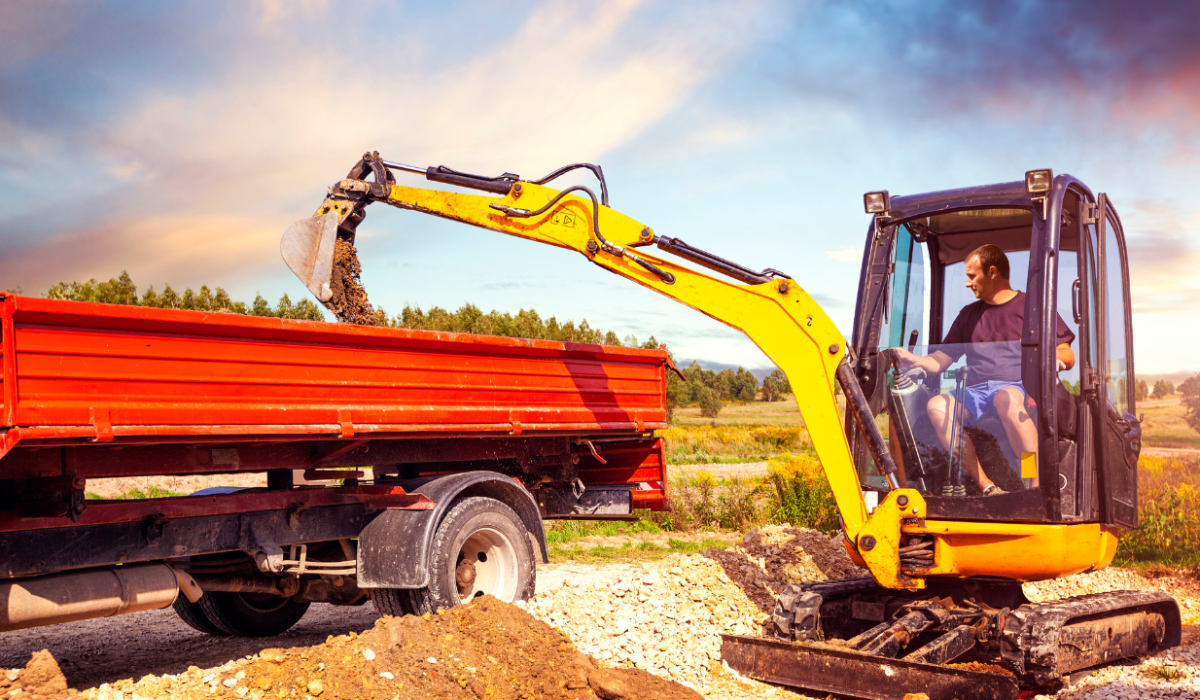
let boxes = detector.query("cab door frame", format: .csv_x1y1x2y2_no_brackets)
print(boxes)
1091,194,1139,528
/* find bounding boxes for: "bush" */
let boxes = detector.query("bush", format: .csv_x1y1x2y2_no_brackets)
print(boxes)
1181,374,1200,434
767,452,839,534
1116,455,1200,564
698,386,722,418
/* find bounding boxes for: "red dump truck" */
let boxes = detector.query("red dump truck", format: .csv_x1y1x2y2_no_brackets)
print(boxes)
0,294,668,635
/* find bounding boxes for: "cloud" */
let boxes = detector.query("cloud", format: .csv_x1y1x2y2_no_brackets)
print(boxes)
826,246,860,262
1122,198,1200,315
0,0,774,294
776,1,1200,136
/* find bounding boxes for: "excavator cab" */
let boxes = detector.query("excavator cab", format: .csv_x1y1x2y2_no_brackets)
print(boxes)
850,171,1140,528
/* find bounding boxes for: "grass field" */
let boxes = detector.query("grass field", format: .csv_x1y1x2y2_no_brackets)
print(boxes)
1139,396,1200,450
666,392,1198,461
671,399,816,427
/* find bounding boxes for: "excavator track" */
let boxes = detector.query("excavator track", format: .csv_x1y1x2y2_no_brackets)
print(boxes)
723,578,1182,699
1001,589,1181,691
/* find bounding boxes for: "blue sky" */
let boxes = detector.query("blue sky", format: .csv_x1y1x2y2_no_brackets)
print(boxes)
2,1,1198,375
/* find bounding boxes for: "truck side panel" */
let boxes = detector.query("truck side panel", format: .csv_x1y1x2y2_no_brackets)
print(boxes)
0,297,667,464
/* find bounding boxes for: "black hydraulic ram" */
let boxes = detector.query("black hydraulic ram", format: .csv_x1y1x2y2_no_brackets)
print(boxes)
837,359,902,490
654,235,790,285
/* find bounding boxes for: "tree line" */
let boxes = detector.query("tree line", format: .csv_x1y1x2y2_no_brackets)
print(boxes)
37,272,793,418
44,271,326,321
1135,379,1176,402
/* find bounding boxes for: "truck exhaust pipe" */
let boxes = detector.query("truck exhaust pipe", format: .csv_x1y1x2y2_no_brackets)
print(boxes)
0,564,183,632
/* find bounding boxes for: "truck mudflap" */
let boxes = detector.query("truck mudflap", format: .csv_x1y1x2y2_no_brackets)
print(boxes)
720,634,1019,700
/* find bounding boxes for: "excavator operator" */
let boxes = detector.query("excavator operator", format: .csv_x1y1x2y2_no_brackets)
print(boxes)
893,244,1076,495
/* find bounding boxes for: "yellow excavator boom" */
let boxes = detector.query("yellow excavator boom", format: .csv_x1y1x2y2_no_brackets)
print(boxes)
281,153,1119,590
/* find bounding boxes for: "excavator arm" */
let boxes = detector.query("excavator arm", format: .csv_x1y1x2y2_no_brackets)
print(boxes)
279,153,1087,592
282,153,902,567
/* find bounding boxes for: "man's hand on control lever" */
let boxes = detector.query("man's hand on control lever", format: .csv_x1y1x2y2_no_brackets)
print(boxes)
892,347,951,376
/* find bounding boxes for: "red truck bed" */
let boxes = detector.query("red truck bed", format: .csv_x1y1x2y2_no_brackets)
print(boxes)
0,296,669,524
0,295,667,456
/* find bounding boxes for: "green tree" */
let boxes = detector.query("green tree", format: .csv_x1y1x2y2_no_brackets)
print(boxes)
1152,379,1173,400
734,367,758,402
715,369,735,400
1181,374,1200,434
697,386,722,418
1136,379,1150,402
762,368,791,402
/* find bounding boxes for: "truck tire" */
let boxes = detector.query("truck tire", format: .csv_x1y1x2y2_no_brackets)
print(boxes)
197,591,310,636
172,595,229,636
374,497,536,617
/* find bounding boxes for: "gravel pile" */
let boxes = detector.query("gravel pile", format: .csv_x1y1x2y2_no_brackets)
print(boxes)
518,525,863,699
1024,568,1200,622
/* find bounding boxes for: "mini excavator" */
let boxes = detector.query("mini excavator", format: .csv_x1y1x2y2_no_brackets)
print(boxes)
283,153,1180,700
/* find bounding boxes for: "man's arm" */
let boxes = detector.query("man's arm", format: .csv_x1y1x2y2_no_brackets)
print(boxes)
1056,343,1075,371
894,348,953,375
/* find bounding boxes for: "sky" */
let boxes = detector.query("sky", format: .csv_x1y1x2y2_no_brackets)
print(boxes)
2,0,1199,376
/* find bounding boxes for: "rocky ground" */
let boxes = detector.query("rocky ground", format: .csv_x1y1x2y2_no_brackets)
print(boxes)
4,526,1199,700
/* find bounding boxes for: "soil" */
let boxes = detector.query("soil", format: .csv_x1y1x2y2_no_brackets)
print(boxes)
2,650,74,700
327,238,378,325
5,598,702,700
947,661,1013,676
702,525,865,614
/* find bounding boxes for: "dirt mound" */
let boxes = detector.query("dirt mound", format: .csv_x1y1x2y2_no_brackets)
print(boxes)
327,238,378,325
702,525,865,612
2,650,75,700
82,597,701,700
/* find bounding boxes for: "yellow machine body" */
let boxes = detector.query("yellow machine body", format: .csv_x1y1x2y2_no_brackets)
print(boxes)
284,170,1126,592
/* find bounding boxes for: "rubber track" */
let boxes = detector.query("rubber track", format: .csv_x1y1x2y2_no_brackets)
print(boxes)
999,589,1182,691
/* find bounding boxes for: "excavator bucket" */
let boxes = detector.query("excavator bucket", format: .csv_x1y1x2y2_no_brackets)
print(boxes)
280,212,339,302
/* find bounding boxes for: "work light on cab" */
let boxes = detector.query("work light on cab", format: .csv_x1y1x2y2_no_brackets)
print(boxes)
863,190,890,214
1025,169,1053,193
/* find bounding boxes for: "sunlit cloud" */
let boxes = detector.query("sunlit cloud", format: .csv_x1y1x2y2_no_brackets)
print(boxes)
0,0,774,293
1123,198,1200,315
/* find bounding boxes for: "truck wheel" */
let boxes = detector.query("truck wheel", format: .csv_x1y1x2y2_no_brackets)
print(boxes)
198,591,310,636
375,497,536,617
172,595,229,636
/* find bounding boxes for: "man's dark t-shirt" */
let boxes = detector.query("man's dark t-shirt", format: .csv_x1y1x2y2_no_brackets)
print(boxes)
940,291,1075,383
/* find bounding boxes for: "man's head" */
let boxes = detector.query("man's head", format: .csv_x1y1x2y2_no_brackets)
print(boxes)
964,244,1011,301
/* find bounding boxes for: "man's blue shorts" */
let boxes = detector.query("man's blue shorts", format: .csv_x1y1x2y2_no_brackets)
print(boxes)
961,380,1025,425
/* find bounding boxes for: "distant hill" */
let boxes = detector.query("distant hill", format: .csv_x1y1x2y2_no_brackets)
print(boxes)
1140,370,1199,386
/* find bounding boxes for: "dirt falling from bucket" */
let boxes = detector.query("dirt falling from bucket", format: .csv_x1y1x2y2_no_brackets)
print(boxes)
328,238,379,326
